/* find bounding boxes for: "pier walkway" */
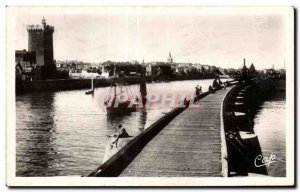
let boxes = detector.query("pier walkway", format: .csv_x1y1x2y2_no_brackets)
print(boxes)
120,87,232,177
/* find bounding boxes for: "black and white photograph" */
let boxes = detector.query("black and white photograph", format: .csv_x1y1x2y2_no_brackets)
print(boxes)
6,6,294,186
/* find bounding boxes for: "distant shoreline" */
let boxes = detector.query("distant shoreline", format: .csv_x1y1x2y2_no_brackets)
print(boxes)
16,76,224,95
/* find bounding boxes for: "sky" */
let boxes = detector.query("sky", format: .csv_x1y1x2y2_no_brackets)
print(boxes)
13,7,290,69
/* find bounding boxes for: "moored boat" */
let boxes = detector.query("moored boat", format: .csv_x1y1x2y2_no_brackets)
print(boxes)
85,77,94,95
104,65,138,114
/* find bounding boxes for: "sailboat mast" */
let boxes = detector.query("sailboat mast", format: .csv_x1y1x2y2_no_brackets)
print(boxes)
91,76,94,90
114,64,116,97
140,60,147,97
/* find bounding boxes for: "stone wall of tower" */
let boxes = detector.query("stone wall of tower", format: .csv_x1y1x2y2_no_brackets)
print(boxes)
28,28,44,66
27,21,54,67
43,26,54,66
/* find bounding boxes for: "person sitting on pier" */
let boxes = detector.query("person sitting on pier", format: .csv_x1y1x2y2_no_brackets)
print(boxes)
112,124,130,147
218,78,226,89
184,98,189,107
224,80,230,87
179,98,189,108
213,78,222,90
209,85,215,93
118,125,130,138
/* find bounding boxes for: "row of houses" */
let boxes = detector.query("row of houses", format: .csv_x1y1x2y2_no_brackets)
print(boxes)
55,57,286,79
54,59,222,78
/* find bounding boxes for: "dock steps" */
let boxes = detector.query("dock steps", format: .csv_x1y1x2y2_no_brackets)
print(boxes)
239,131,257,139
235,102,244,105
234,112,246,116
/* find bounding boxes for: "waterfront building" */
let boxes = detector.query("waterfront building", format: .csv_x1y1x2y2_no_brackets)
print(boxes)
248,63,257,77
278,69,286,76
24,17,57,79
145,63,152,76
15,49,38,80
56,60,93,73
99,66,110,78
27,17,54,67
56,63,69,73
249,63,256,72
15,49,36,71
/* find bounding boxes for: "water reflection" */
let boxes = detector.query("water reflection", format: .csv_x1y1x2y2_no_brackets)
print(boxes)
106,113,133,136
16,92,59,176
138,110,147,132
254,92,286,177
105,109,147,139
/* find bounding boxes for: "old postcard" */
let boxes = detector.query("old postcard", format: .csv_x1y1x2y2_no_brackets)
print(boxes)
6,6,294,186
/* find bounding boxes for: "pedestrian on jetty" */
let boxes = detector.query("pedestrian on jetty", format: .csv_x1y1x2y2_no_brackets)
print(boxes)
212,78,219,89
184,98,189,106
217,76,226,89
179,98,189,107
111,124,130,147
195,85,203,102
224,80,230,87
209,85,215,93
195,85,200,97
213,78,222,90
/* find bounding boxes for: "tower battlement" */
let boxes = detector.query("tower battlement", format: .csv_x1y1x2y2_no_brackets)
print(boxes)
26,17,54,33
27,25,43,32
45,25,55,32
27,24,54,33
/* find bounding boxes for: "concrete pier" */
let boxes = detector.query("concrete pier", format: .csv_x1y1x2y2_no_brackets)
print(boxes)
120,88,232,177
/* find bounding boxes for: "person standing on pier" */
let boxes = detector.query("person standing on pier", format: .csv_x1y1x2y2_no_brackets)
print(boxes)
195,85,200,96
195,85,201,101
212,78,218,89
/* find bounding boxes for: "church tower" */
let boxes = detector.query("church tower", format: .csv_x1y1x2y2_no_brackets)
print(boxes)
167,51,173,63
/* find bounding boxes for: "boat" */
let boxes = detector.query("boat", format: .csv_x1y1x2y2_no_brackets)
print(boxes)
105,98,137,114
104,65,137,114
85,77,94,95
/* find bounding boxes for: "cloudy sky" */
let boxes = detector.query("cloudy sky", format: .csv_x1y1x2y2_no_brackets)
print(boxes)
13,7,291,69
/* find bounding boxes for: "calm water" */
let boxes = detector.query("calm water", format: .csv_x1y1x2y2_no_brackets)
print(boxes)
16,79,214,176
253,92,286,177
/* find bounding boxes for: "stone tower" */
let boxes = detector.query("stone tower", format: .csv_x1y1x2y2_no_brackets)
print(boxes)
27,17,54,67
